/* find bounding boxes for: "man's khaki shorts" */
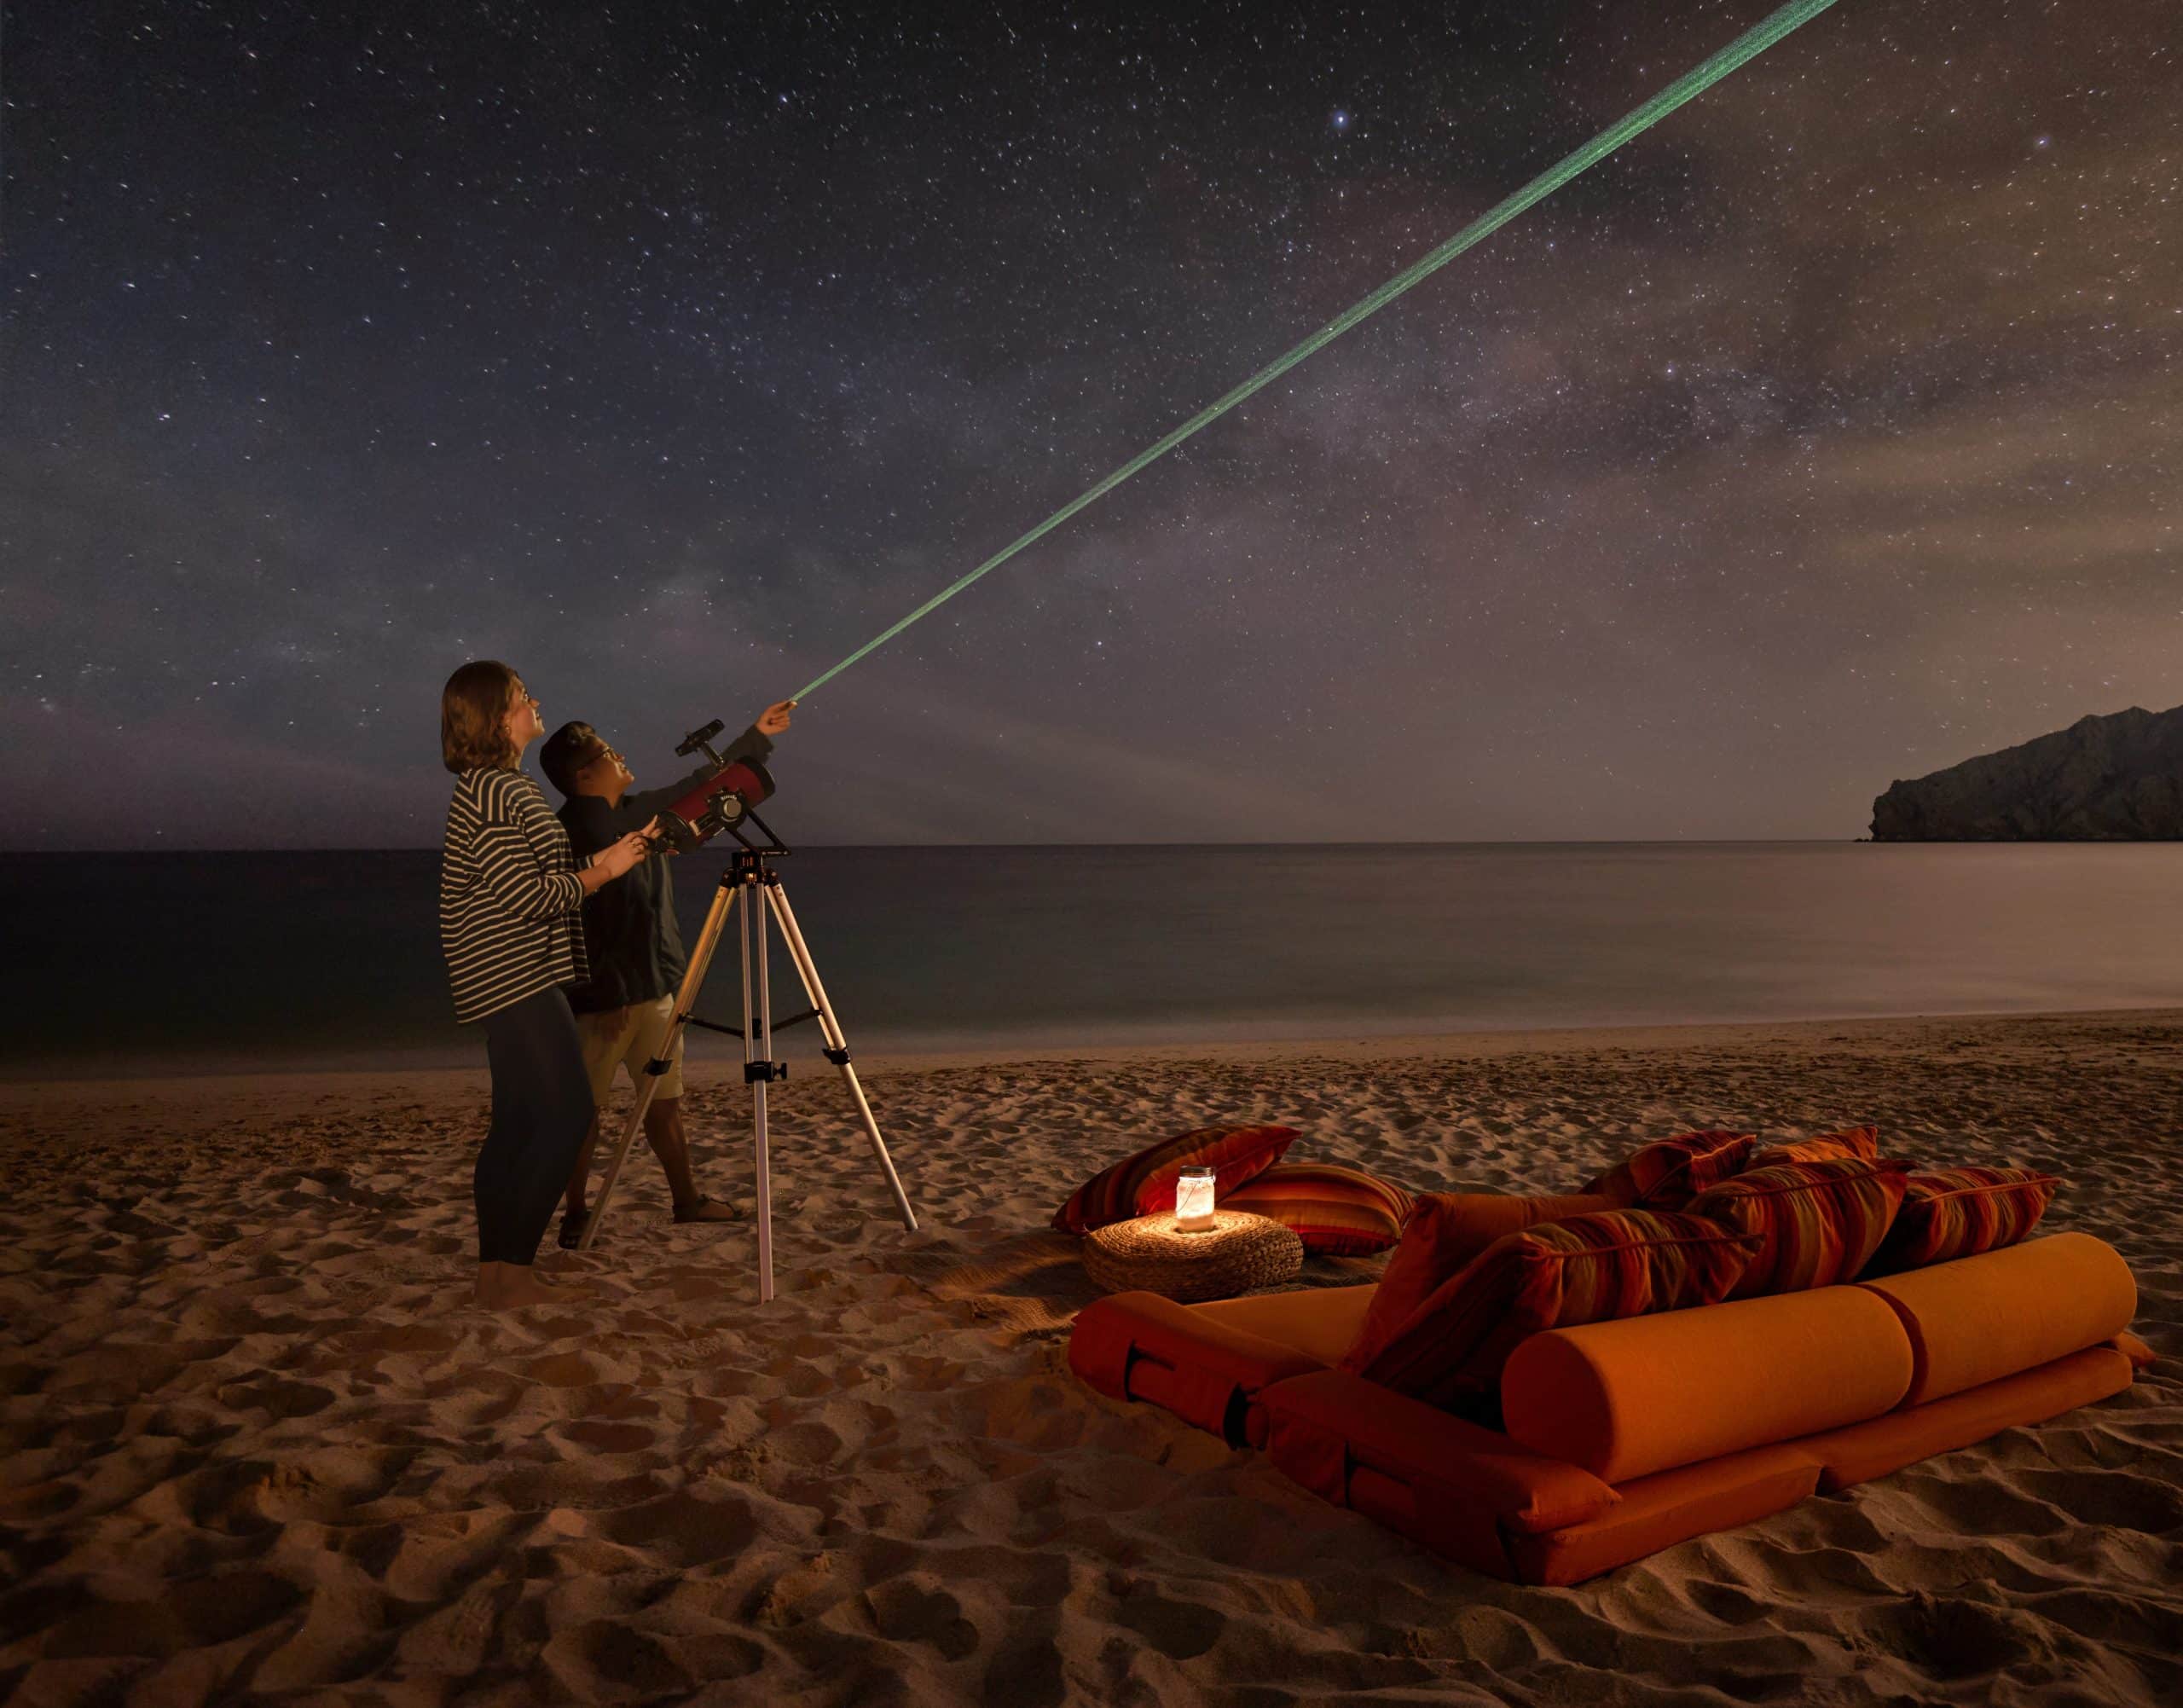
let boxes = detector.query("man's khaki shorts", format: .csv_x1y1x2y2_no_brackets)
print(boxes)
576,995,685,1106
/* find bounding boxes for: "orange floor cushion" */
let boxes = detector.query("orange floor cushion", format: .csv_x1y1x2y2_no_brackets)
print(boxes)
1500,1284,1912,1484
1194,1283,1378,1369
1503,1443,1821,1588
1795,1345,2134,1491
1069,1290,1327,1445
1858,1233,2138,1407
1261,1369,1620,1580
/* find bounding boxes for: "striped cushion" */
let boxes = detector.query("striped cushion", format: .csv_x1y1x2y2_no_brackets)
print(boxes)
1746,1124,1881,1172
1219,1162,1416,1256
1584,1130,1756,1209
1344,1190,1625,1370
1051,1125,1297,1235
1867,1167,2059,1274
1351,1211,1761,1409
1684,1157,1913,1299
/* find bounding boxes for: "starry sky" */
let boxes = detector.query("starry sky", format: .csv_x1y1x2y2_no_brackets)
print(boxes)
3,0,2177,848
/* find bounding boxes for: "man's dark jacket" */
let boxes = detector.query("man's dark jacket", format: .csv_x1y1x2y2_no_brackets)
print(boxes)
556,724,773,1015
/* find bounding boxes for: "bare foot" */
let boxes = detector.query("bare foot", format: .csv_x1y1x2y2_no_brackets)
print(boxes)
474,1261,582,1310
673,1196,742,1225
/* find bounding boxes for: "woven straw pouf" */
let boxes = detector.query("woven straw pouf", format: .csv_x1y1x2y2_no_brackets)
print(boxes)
1080,1209,1305,1303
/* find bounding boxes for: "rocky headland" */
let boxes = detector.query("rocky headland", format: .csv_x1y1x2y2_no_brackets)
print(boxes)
1871,703,2183,840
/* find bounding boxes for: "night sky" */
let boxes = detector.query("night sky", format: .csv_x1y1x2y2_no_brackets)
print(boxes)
3,1,2176,848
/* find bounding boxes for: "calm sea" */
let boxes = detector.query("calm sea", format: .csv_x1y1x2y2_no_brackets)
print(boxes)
4,843,2180,1078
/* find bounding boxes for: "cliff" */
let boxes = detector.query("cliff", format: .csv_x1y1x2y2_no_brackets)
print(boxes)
1870,704,2183,840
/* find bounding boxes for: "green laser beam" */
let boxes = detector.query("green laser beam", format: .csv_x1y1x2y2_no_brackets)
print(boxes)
790,0,1840,703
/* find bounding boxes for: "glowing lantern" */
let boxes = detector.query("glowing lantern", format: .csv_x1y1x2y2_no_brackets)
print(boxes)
1174,1167,1216,1232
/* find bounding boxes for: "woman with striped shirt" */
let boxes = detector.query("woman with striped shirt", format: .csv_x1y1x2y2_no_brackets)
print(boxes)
440,660,656,1311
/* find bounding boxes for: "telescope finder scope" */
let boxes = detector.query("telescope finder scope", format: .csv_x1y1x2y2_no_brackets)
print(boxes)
675,719,727,759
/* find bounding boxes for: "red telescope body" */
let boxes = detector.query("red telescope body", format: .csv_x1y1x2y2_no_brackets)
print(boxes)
659,760,775,850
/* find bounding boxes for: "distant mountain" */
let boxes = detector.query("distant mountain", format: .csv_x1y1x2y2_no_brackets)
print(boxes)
1871,705,2183,840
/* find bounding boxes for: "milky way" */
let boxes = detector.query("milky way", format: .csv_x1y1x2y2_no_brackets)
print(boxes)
3,1,2176,847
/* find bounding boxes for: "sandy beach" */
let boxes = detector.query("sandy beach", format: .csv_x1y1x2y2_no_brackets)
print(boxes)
3,1009,2179,1705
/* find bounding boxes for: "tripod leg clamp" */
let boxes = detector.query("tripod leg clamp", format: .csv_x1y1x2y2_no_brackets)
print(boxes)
644,1058,673,1076
744,1060,787,1084
823,1046,851,1066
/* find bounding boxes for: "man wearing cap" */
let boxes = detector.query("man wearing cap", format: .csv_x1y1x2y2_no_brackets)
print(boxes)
539,700,796,1247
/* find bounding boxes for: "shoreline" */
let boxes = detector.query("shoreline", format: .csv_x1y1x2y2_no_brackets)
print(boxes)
8,1001,2183,1097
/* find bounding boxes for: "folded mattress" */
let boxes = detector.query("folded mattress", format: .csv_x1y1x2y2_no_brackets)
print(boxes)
1068,1284,1375,1445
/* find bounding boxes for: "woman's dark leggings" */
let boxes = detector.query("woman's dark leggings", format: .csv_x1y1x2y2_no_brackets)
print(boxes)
477,986,594,1265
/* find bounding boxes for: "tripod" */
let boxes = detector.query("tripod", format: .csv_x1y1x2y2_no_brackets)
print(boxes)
576,813,918,1301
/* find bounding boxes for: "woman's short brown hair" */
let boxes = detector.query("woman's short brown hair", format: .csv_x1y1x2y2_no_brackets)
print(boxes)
441,660,524,774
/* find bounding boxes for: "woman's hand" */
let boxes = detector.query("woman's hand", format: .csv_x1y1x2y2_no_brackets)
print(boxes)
756,698,796,736
595,819,661,880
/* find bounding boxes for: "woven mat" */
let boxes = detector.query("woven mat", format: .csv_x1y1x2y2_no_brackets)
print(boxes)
1081,1210,1305,1302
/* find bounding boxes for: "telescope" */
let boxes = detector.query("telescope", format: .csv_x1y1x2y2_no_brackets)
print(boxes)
583,716,918,1302
656,718,777,851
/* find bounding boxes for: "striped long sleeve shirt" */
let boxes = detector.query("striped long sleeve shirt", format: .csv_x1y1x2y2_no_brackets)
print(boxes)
439,767,592,1024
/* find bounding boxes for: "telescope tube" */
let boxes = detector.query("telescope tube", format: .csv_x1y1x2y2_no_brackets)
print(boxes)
658,760,775,849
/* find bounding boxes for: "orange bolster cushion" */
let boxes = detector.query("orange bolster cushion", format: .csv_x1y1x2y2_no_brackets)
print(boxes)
1343,1190,1624,1369
1068,1291,1323,1444
1746,1124,1881,1172
1052,1123,1297,1234
1685,1156,1914,1300
1501,1284,1913,1485
1584,1130,1756,1209
1857,1233,2138,1408
1262,1369,1619,1540
1352,1211,1761,1410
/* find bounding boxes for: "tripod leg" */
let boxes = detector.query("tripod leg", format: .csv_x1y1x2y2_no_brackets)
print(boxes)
767,882,918,1233
743,878,775,1303
580,883,738,1252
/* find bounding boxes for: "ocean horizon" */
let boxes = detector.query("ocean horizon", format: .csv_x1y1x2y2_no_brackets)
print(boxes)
8,840,2181,1080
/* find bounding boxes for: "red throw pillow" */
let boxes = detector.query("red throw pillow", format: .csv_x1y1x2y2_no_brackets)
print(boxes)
1346,1210,1760,1409
1346,1190,1623,1370
1051,1124,1297,1235
1219,1162,1416,1256
1867,1167,2060,1274
1746,1125,1881,1172
1584,1131,1756,1209
1684,1156,1913,1299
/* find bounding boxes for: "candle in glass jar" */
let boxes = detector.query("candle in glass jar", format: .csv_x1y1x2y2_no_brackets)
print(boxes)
1174,1167,1216,1231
